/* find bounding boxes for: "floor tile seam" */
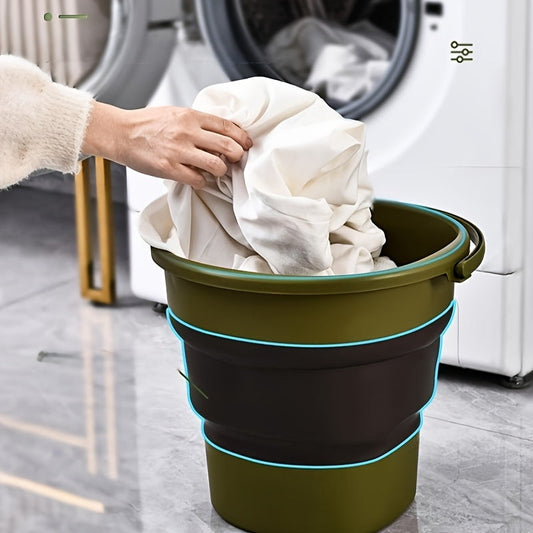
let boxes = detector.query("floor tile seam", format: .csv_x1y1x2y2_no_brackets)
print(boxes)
424,414,533,443
0,278,77,310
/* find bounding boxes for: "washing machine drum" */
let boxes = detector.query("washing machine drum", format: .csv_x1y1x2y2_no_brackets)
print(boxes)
0,0,179,109
197,0,420,119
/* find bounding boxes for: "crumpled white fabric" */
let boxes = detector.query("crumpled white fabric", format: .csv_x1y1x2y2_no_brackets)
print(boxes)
139,77,395,276
266,18,395,103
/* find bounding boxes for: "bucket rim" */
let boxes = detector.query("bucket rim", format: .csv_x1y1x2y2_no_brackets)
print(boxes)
151,199,469,294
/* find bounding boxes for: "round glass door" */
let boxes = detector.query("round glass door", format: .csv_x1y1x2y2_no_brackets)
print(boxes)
197,0,420,119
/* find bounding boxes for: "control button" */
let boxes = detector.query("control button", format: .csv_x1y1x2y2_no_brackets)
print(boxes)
425,2,443,16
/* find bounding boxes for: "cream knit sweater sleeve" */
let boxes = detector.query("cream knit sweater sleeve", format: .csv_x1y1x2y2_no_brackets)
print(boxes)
0,55,94,189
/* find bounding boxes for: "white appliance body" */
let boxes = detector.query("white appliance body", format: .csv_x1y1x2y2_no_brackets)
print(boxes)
126,0,533,380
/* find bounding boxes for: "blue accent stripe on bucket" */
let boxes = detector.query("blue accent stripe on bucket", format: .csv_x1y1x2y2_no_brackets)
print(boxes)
202,420,422,471
166,301,456,470
167,299,456,348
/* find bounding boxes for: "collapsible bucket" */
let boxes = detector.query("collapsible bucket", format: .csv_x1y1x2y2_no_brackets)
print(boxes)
152,199,485,533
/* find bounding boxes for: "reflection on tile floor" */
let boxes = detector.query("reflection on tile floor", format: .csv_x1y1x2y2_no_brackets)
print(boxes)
1,187,532,533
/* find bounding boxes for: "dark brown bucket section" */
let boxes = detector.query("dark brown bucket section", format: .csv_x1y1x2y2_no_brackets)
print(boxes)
169,305,454,466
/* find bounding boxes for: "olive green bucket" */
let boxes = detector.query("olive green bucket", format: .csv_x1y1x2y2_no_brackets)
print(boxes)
152,199,485,533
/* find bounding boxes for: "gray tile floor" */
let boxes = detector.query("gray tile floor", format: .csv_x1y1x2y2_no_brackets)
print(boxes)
1,187,532,533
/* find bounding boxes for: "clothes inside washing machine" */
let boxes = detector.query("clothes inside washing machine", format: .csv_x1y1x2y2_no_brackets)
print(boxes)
198,0,417,118
239,0,400,104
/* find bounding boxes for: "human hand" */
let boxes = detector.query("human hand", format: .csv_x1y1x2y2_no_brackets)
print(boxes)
81,101,253,188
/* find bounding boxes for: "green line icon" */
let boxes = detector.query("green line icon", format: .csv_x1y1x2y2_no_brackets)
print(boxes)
59,14,89,19
178,369,209,400
44,12,89,21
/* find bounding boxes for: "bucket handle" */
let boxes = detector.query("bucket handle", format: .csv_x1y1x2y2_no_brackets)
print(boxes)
439,211,486,282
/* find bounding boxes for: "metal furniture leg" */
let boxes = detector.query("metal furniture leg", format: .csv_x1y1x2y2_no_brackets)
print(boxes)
74,157,116,305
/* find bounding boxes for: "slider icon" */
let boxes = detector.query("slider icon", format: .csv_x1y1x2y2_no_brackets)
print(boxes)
450,41,473,63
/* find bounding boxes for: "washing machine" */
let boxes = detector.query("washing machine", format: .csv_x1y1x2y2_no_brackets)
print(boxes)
126,0,533,383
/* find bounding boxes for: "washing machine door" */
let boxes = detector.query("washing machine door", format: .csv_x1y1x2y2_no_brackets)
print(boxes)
0,0,180,109
195,0,420,119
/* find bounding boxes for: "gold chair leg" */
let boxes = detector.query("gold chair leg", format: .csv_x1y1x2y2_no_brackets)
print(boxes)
74,157,116,305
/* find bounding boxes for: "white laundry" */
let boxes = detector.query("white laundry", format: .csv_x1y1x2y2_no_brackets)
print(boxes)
139,77,396,276
265,18,395,102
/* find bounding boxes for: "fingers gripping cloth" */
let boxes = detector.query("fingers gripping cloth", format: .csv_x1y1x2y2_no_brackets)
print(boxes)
139,77,395,276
